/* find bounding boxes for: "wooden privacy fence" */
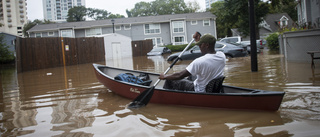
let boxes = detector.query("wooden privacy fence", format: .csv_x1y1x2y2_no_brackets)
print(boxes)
131,39,153,57
16,37,105,72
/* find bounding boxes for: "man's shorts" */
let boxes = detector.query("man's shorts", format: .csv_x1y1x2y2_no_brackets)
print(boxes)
163,78,194,91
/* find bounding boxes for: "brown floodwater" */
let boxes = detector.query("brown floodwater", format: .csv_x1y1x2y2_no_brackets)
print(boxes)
1,49,320,137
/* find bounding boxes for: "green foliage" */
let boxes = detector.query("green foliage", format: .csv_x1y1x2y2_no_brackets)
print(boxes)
87,8,125,20
67,6,87,22
210,1,232,38
268,26,303,51
279,27,304,34
213,0,298,39
266,33,279,51
68,6,125,22
0,35,15,63
87,8,111,20
23,19,55,37
127,0,195,17
108,14,125,19
166,43,196,52
186,0,201,13
268,0,298,21
223,0,269,38
126,2,152,17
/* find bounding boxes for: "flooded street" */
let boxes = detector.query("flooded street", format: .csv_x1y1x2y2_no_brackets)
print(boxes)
1,49,320,137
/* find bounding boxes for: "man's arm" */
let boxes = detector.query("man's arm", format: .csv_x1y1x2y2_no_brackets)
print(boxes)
159,31,199,80
159,69,191,80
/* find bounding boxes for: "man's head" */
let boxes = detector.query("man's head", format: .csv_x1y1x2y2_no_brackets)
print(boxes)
195,34,216,54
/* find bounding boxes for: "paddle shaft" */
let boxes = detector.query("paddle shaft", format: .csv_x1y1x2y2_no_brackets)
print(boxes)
128,37,198,108
152,39,195,86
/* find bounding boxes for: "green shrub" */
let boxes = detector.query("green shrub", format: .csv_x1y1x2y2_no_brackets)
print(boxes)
266,33,279,51
166,43,196,52
0,35,15,64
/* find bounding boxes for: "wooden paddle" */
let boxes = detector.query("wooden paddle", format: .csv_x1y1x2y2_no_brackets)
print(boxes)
128,37,198,109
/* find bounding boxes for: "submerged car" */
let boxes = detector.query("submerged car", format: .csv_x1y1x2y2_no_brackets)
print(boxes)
147,47,172,56
166,41,247,61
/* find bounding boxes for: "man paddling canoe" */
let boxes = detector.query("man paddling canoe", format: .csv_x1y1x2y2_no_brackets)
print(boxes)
159,32,226,93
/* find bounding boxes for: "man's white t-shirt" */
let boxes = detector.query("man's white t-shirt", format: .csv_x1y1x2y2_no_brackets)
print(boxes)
186,51,226,92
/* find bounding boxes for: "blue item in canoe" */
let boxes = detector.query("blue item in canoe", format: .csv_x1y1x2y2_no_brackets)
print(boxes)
114,73,152,86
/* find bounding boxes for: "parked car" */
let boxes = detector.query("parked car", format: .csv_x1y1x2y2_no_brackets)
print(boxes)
220,36,265,53
220,36,242,44
166,41,248,61
147,47,172,56
243,39,266,53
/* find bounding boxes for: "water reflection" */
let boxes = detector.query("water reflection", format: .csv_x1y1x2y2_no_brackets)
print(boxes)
1,49,320,136
129,105,287,137
77,92,289,136
1,64,103,136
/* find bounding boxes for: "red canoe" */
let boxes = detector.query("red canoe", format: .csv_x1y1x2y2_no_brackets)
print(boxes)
93,63,285,111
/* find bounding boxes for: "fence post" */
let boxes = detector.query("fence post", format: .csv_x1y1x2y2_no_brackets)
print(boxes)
15,37,22,73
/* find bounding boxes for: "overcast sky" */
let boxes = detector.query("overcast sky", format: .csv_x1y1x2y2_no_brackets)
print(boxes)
27,0,206,21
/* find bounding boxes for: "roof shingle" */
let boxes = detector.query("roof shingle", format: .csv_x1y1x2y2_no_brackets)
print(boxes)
28,12,216,32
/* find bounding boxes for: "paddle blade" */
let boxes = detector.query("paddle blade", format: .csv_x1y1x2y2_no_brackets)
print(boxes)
128,86,155,109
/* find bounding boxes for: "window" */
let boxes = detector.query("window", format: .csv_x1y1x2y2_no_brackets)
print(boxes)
60,29,73,37
147,37,162,46
191,20,197,25
172,21,184,33
48,31,54,36
174,36,185,45
282,20,287,26
35,33,42,38
124,25,131,30
203,20,210,26
144,24,160,34
115,26,121,31
279,16,289,28
215,43,224,48
86,28,102,36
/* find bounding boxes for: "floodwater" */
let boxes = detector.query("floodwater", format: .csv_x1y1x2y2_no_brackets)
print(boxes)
1,49,320,137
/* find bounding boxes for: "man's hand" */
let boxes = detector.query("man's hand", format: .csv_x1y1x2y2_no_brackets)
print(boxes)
159,74,166,80
193,32,201,42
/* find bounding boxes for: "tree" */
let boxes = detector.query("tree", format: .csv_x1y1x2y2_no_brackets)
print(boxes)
108,14,125,19
223,0,269,38
266,32,279,51
87,8,111,20
67,6,87,22
23,19,55,37
127,2,153,17
68,6,125,21
127,0,194,17
267,0,298,21
0,35,15,63
186,0,201,13
210,1,233,38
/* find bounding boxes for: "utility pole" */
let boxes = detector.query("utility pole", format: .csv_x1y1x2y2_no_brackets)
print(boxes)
249,0,258,72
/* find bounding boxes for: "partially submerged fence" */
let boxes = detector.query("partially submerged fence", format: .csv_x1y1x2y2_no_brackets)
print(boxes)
15,37,105,72
131,39,153,57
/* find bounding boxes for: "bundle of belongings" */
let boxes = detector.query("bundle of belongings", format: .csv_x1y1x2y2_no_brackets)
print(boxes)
114,73,152,86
